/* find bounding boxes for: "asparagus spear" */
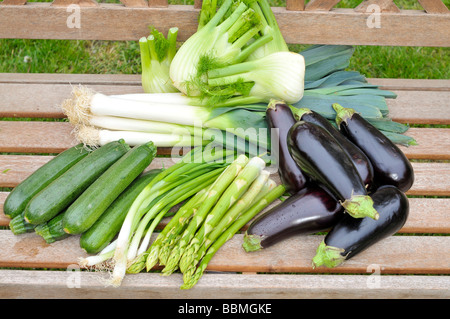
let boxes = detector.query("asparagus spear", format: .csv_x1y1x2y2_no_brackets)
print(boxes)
161,154,250,275
178,157,266,273
180,184,287,289
182,171,272,281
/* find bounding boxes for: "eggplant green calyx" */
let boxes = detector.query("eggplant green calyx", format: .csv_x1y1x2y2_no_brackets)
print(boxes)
312,240,346,269
341,194,379,220
294,107,312,121
242,233,263,252
267,99,286,110
332,103,356,127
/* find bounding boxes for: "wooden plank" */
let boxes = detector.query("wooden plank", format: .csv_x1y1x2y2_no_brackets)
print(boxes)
354,0,400,13
2,84,449,125
0,4,449,47
120,0,148,8
386,90,450,125
1,120,447,160
0,230,449,274
305,0,342,11
0,270,448,299
1,74,449,92
2,192,449,233
0,0,27,5
286,0,305,11
51,0,99,7
1,155,449,195
417,0,450,14
148,0,168,7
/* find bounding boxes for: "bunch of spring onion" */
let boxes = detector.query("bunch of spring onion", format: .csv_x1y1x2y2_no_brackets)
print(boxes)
140,154,285,289
78,146,235,286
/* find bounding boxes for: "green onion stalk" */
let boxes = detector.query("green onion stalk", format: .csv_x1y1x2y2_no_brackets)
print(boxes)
108,147,234,286
180,183,287,290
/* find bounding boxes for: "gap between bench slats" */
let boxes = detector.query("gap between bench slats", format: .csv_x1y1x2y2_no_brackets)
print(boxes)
0,230,448,275
1,83,449,125
0,270,448,299
1,191,448,234
0,121,447,160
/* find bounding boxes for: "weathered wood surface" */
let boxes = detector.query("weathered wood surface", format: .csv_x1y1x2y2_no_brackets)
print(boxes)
1,155,449,195
2,191,449,233
1,270,448,299
1,121,448,159
1,231,449,275
0,4,449,46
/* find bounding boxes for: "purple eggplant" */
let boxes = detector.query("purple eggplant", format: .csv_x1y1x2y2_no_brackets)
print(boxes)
242,185,344,252
287,120,379,220
312,185,409,268
333,103,414,192
295,108,374,188
266,100,308,194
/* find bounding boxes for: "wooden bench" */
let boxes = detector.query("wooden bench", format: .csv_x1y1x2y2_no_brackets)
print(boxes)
0,0,449,299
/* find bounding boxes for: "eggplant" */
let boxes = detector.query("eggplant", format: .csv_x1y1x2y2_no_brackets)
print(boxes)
287,120,379,220
333,103,414,192
242,185,344,252
295,108,374,188
266,100,308,194
312,185,409,268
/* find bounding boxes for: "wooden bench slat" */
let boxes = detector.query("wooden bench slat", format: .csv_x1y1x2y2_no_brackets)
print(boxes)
2,192,449,233
1,4,450,47
1,74,449,92
0,230,448,275
1,121,447,160
1,155,448,195
1,270,448,299
1,83,449,124
1,270,449,299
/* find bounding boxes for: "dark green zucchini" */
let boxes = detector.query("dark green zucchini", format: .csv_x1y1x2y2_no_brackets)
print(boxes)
35,213,70,244
80,169,162,254
4,143,92,219
24,140,130,225
9,212,36,235
62,141,157,235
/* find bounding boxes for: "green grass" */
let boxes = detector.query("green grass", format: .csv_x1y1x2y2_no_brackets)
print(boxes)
0,0,448,79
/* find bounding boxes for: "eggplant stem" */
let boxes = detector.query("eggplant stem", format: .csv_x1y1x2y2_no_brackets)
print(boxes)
341,194,380,220
242,233,264,252
312,240,346,269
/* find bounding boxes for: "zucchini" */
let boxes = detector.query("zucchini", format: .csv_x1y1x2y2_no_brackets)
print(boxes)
3,143,92,219
9,212,36,235
35,213,70,244
24,140,130,225
80,169,162,254
63,141,157,235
